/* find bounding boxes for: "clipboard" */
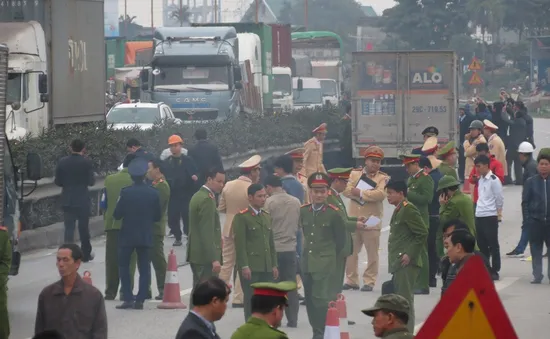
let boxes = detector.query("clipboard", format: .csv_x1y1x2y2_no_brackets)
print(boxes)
351,175,378,206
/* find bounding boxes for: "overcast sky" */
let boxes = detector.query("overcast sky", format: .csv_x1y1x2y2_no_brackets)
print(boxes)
358,0,397,15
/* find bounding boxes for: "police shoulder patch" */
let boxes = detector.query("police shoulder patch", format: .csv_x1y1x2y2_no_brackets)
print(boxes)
328,204,339,211
403,201,409,207
239,208,249,214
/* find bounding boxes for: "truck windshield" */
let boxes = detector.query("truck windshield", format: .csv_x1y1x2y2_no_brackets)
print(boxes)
7,73,22,104
107,107,161,124
153,66,230,90
293,88,322,104
320,80,337,96
273,74,291,94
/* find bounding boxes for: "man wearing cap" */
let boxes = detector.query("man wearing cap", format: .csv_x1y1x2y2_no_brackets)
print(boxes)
113,158,161,310
164,134,199,246
438,175,478,243
459,107,475,182
412,126,438,155
483,119,508,178
401,154,433,295
362,294,413,339
188,168,226,308
303,123,327,177
218,155,262,308
436,141,459,181
463,120,486,181
343,146,389,292
421,136,442,169
285,148,310,204
233,183,278,321
385,179,427,331
301,172,347,339
469,143,505,210
230,281,297,339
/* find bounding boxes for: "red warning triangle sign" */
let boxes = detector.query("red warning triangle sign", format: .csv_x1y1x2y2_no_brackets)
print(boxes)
415,256,518,339
469,72,483,85
468,57,482,71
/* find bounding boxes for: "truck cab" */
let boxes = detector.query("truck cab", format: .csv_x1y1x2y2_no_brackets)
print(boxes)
140,26,242,122
272,67,293,113
292,77,323,109
319,78,339,107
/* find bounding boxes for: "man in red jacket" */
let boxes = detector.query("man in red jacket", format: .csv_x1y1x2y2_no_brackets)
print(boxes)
469,143,505,206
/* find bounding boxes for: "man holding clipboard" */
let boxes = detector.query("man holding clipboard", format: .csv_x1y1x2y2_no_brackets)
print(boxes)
342,146,390,292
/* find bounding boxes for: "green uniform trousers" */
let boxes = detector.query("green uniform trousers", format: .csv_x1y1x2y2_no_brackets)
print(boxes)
190,263,218,308
414,246,429,290
0,283,8,339
150,235,167,295
304,272,334,339
393,265,420,333
333,257,347,295
239,271,273,322
105,230,138,299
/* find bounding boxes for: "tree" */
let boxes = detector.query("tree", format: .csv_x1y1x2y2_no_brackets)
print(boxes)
379,0,470,50
119,15,142,38
170,5,191,27
502,0,550,37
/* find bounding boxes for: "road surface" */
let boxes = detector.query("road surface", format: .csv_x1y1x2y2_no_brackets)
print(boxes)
7,119,550,339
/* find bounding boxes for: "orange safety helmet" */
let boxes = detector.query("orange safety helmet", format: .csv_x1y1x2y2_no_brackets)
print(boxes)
168,134,184,145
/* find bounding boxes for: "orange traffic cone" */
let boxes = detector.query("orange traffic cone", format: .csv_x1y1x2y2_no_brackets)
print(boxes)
324,301,340,339
336,294,350,339
463,180,471,194
158,249,187,309
82,270,93,285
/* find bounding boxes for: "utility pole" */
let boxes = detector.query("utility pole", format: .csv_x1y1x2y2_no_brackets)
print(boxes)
124,0,128,37
151,0,154,32
179,0,183,26
255,0,259,24
304,0,308,30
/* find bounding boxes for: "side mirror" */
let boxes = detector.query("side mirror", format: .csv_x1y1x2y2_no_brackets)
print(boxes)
234,82,243,90
38,74,48,94
26,152,43,181
140,69,149,82
297,78,303,91
10,102,21,110
234,67,242,82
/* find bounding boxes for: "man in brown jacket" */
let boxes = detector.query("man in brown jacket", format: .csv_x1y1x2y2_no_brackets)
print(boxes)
218,154,262,308
463,120,487,181
303,123,327,177
483,119,508,177
35,244,107,339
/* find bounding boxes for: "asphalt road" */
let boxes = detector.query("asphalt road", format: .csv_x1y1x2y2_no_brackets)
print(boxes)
7,119,550,339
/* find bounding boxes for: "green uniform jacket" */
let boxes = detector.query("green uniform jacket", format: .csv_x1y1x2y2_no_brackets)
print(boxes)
439,190,478,245
233,208,277,271
0,228,11,280
407,170,434,226
187,187,222,265
328,188,356,257
438,162,459,181
383,328,415,338
103,169,133,231
300,204,347,273
388,201,428,273
152,178,170,236
231,317,289,339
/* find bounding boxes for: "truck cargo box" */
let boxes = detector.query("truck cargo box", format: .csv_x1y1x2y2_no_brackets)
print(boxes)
270,24,292,68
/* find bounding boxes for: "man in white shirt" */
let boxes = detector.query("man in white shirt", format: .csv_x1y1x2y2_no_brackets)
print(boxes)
474,154,504,281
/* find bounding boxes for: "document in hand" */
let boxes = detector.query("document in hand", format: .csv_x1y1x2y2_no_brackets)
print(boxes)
351,175,378,206
364,216,381,228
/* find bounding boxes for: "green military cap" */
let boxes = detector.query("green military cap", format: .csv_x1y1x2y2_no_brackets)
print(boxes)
539,147,550,157
327,167,353,180
436,141,457,158
308,172,330,188
398,153,421,165
251,281,297,299
362,294,410,316
438,175,461,191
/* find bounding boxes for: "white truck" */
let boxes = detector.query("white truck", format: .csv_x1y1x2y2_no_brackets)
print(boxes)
350,51,459,177
292,77,323,109
272,66,293,113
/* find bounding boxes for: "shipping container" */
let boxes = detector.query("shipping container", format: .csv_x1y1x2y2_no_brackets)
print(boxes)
124,41,153,66
105,37,126,80
350,51,458,170
0,0,105,125
270,24,292,68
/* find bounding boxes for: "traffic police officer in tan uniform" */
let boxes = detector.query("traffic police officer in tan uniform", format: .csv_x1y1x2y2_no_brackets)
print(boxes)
483,119,508,177
218,155,262,308
412,126,439,155
303,123,327,177
421,136,442,169
343,146,389,292
463,120,487,181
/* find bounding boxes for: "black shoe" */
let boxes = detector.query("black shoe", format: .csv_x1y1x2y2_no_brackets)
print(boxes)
429,279,437,288
414,288,430,295
297,293,305,301
360,285,373,292
173,240,183,247
232,303,244,308
82,252,95,263
116,301,135,309
300,299,306,306
287,322,297,328
104,295,116,301
506,249,524,257
155,293,164,301
531,279,542,284
543,252,548,258
491,272,500,281
348,320,356,325
342,284,359,291
133,301,144,309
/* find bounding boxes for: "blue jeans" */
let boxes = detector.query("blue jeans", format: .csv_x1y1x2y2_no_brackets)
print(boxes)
515,223,529,253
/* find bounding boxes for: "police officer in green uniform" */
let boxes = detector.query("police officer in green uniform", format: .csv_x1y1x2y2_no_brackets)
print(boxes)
400,154,433,295
362,294,414,339
0,225,11,339
233,183,278,321
187,168,226,308
437,141,460,181
102,153,137,300
386,180,428,332
302,172,347,339
147,159,169,300
230,281,296,339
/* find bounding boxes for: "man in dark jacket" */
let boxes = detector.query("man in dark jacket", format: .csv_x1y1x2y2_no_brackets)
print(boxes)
458,107,474,182
501,107,527,185
475,102,492,121
126,138,155,162
507,141,538,257
176,277,230,339
164,134,199,246
515,101,535,147
54,139,96,262
188,129,224,187
521,148,550,284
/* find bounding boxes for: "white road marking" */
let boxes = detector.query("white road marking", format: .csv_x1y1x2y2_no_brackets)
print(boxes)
149,287,193,303
413,276,520,334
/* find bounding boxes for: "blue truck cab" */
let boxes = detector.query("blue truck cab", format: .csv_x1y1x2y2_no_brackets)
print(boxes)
139,26,242,122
